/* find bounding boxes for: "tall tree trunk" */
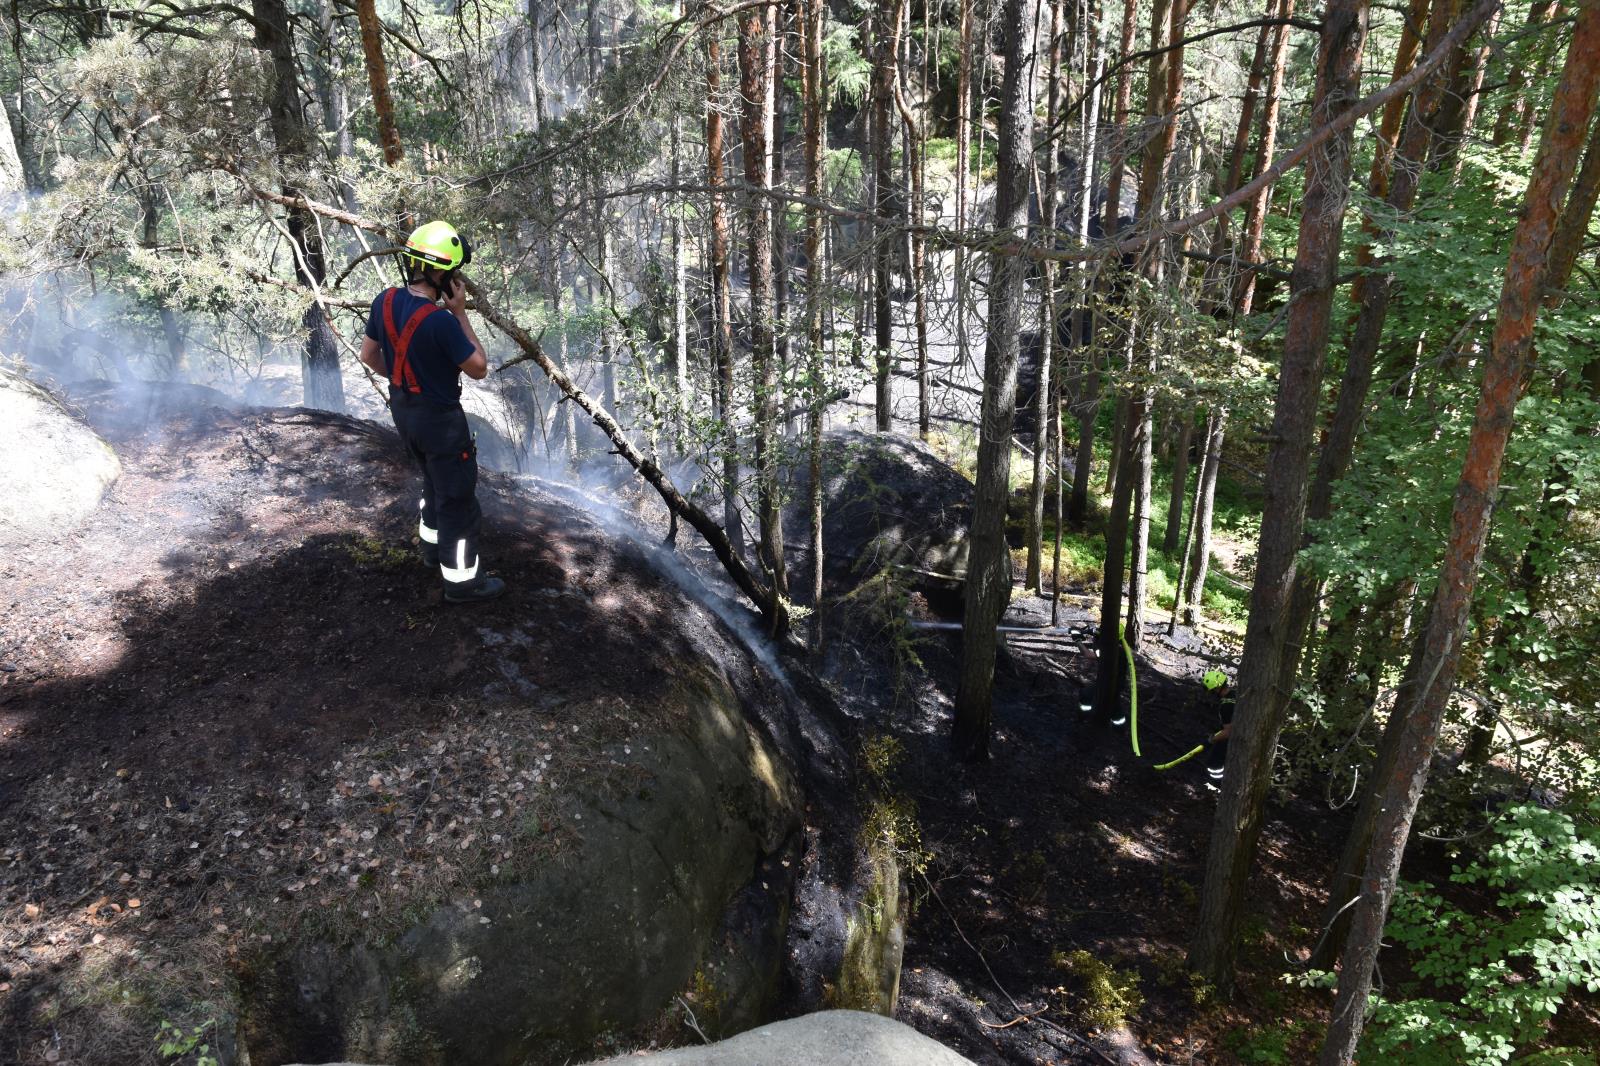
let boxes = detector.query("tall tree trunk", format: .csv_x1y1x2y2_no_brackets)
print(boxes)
1067,0,1104,526
1491,0,1556,147
355,0,403,165
871,0,905,431
1319,13,1600,1060
671,110,690,443
1189,0,1370,994
1163,408,1192,555
1026,0,1065,592
1267,0,1487,809
141,194,188,378
313,0,358,215
1100,0,1138,239
954,0,974,371
1095,0,1186,698
1181,406,1224,624
802,0,827,644
740,0,788,609
1233,0,1295,314
894,1,931,441
1321,83,1600,969
527,0,548,126
2,24,37,192
1092,0,1140,514
252,0,346,414
951,0,1040,761
707,31,744,555
772,9,792,433
597,224,617,411
1450,5,1498,179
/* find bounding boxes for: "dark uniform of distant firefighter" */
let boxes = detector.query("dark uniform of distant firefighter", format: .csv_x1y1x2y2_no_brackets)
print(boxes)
359,220,506,604
1200,669,1235,790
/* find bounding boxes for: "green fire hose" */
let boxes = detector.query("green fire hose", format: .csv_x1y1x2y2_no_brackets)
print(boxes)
1118,628,1208,772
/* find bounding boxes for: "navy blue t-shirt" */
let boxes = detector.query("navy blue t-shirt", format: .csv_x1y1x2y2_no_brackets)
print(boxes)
365,287,477,407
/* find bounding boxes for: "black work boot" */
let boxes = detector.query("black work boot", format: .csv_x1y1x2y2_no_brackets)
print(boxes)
421,542,440,568
443,575,507,604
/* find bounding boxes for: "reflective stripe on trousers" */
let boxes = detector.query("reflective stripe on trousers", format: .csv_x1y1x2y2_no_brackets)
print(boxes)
439,538,479,584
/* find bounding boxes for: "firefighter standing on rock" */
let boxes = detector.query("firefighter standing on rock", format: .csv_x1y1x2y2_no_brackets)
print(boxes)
359,220,506,604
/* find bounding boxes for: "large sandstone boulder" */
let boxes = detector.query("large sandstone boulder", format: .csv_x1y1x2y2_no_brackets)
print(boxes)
785,430,972,601
0,365,119,549
590,1010,980,1065
0,400,805,1066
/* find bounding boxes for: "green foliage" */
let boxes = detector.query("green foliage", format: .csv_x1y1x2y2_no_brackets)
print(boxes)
1352,802,1600,1065
1050,949,1143,1030
821,19,871,107
155,1019,218,1066
1224,1018,1318,1065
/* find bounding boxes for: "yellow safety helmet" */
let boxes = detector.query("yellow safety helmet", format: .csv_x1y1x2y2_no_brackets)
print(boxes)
404,220,468,271
1203,669,1228,691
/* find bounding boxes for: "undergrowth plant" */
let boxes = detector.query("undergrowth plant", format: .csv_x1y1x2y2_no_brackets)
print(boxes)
1298,801,1600,1065
155,1019,218,1066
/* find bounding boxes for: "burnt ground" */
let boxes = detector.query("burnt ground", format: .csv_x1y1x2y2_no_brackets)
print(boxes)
8,391,1589,1065
0,398,800,1065
817,589,1353,1066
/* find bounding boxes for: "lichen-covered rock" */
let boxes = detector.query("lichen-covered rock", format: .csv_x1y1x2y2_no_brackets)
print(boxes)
589,1010,980,1065
0,366,120,549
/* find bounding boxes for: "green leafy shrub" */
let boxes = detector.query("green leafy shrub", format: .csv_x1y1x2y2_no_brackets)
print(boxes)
1355,801,1600,1065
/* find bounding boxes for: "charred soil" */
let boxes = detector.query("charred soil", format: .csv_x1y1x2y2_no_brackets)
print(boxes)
0,399,802,1065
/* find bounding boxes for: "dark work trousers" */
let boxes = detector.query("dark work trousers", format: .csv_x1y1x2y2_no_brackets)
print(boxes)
1205,693,1235,786
389,388,481,587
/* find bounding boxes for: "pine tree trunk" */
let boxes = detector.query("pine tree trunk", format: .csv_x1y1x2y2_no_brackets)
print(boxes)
802,0,827,644
871,0,904,431
1101,0,1138,238
141,194,188,378
671,111,690,445
1067,0,1104,526
1026,0,1065,592
1233,0,1295,314
528,0,548,126
1181,406,1224,625
1163,409,1192,555
1322,90,1600,968
314,0,358,215
707,32,744,555
1189,0,1370,994
1450,6,1498,179
772,10,792,434
1319,15,1600,1059
1491,0,1556,147
1125,374,1156,652
1100,0,1186,679
954,0,974,372
252,0,346,414
952,0,1040,761
355,0,403,165
1,33,36,192
1267,0,1490,798
740,0,788,607
889,0,931,440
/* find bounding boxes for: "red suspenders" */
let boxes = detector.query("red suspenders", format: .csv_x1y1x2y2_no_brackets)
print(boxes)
381,288,442,394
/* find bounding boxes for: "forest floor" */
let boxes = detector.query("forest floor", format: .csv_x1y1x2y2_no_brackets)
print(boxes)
816,583,1351,1065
